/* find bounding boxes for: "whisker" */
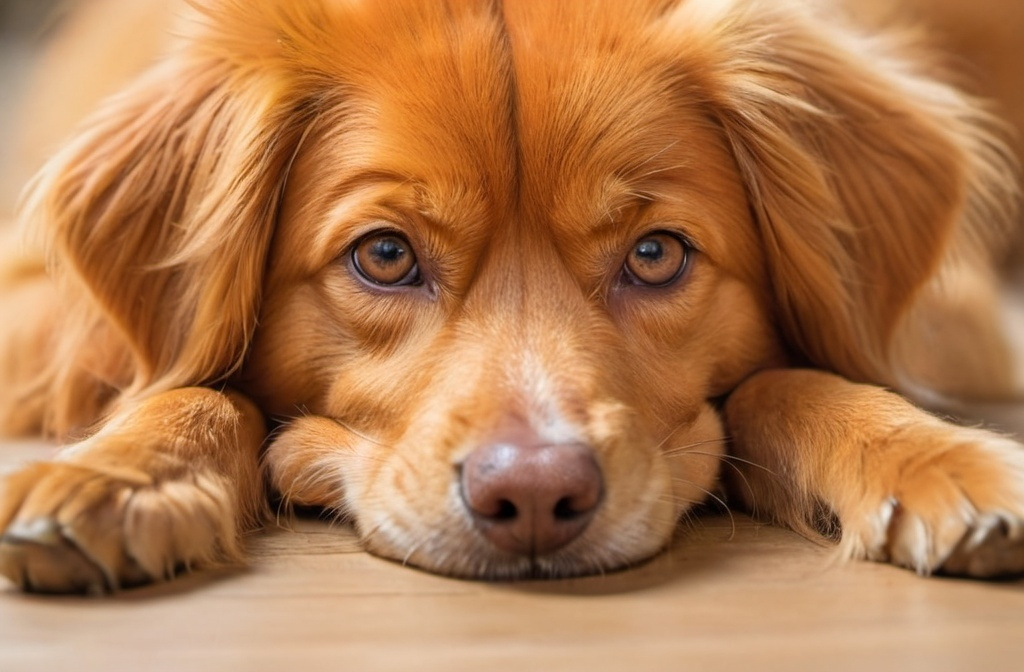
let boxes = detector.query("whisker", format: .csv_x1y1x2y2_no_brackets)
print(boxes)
401,536,428,567
647,412,714,454
657,494,708,509
660,436,729,457
653,424,687,452
671,477,735,540
683,450,780,478
676,507,706,536
716,457,757,516
671,449,784,519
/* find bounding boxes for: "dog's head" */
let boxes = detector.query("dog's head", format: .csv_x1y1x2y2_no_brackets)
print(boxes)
27,0,1015,577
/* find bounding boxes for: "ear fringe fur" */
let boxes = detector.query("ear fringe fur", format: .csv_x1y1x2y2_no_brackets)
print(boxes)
658,0,1020,393
15,8,313,437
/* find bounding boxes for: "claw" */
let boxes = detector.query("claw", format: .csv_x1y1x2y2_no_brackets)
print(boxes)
940,515,1024,579
3,518,64,546
0,521,112,595
961,514,1002,553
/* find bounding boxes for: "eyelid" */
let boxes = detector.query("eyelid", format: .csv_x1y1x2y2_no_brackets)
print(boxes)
341,220,407,254
643,227,697,251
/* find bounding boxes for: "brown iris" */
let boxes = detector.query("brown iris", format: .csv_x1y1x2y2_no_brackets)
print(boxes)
352,232,420,286
624,232,689,287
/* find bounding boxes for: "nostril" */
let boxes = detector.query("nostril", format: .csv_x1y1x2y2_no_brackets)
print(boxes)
554,497,576,520
493,499,517,521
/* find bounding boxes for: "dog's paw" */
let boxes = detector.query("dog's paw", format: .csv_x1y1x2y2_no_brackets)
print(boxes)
0,460,239,594
842,428,1024,578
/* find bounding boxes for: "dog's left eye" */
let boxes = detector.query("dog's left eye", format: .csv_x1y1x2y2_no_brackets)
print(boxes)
623,232,690,287
352,231,421,286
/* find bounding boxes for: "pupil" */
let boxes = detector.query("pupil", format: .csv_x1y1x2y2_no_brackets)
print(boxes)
372,238,404,264
636,239,664,262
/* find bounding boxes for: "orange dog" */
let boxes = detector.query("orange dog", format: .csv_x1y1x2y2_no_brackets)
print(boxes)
1,0,1023,593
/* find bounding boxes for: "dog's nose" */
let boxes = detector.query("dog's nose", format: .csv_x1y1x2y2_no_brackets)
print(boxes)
460,441,603,556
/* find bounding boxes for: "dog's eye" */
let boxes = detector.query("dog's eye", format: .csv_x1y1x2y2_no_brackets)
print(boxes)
352,232,420,286
623,232,689,287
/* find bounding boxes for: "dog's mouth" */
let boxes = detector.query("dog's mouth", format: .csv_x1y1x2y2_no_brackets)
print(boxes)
373,537,666,582
264,406,726,581
350,444,715,581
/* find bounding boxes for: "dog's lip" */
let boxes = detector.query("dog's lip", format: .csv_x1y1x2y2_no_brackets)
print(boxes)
365,534,669,582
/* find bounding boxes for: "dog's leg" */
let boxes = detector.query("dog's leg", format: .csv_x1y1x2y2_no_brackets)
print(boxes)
723,369,1024,578
0,387,265,594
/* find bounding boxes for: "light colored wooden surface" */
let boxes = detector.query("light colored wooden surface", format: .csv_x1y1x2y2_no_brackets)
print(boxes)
1,442,1023,672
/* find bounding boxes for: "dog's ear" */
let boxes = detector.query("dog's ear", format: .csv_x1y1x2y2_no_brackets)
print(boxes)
664,1,1018,386
21,18,307,403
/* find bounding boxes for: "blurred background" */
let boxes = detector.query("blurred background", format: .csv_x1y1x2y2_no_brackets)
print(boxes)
0,0,65,215
0,0,172,218
0,0,63,35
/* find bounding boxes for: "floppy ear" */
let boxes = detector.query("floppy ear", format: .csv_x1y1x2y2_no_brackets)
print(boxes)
20,22,306,412
664,0,1018,387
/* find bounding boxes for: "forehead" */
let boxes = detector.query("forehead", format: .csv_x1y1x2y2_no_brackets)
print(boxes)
286,0,744,249
280,0,518,259
506,2,699,181
503,3,746,242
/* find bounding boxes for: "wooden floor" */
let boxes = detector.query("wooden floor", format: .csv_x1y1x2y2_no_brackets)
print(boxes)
1,441,1022,671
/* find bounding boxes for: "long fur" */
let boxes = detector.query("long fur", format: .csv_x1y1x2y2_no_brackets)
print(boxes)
1,0,1022,592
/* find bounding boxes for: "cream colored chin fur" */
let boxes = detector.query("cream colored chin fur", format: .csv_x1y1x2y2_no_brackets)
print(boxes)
1,0,1023,592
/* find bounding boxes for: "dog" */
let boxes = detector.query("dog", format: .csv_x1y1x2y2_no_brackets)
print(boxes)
1,0,1023,593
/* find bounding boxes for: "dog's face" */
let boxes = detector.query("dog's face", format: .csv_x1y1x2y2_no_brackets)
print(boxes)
243,2,782,577
33,0,1003,579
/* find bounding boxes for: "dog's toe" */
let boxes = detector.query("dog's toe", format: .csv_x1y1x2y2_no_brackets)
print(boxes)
841,432,1024,578
0,461,239,594
939,514,1024,579
0,520,111,594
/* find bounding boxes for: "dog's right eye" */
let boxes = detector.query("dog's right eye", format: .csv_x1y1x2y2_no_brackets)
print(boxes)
352,231,421,286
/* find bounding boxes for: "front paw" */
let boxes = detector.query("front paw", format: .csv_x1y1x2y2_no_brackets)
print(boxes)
0,460,239,594
843,428,1024,578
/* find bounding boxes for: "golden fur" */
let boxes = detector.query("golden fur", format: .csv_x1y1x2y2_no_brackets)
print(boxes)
0,0,1022,592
